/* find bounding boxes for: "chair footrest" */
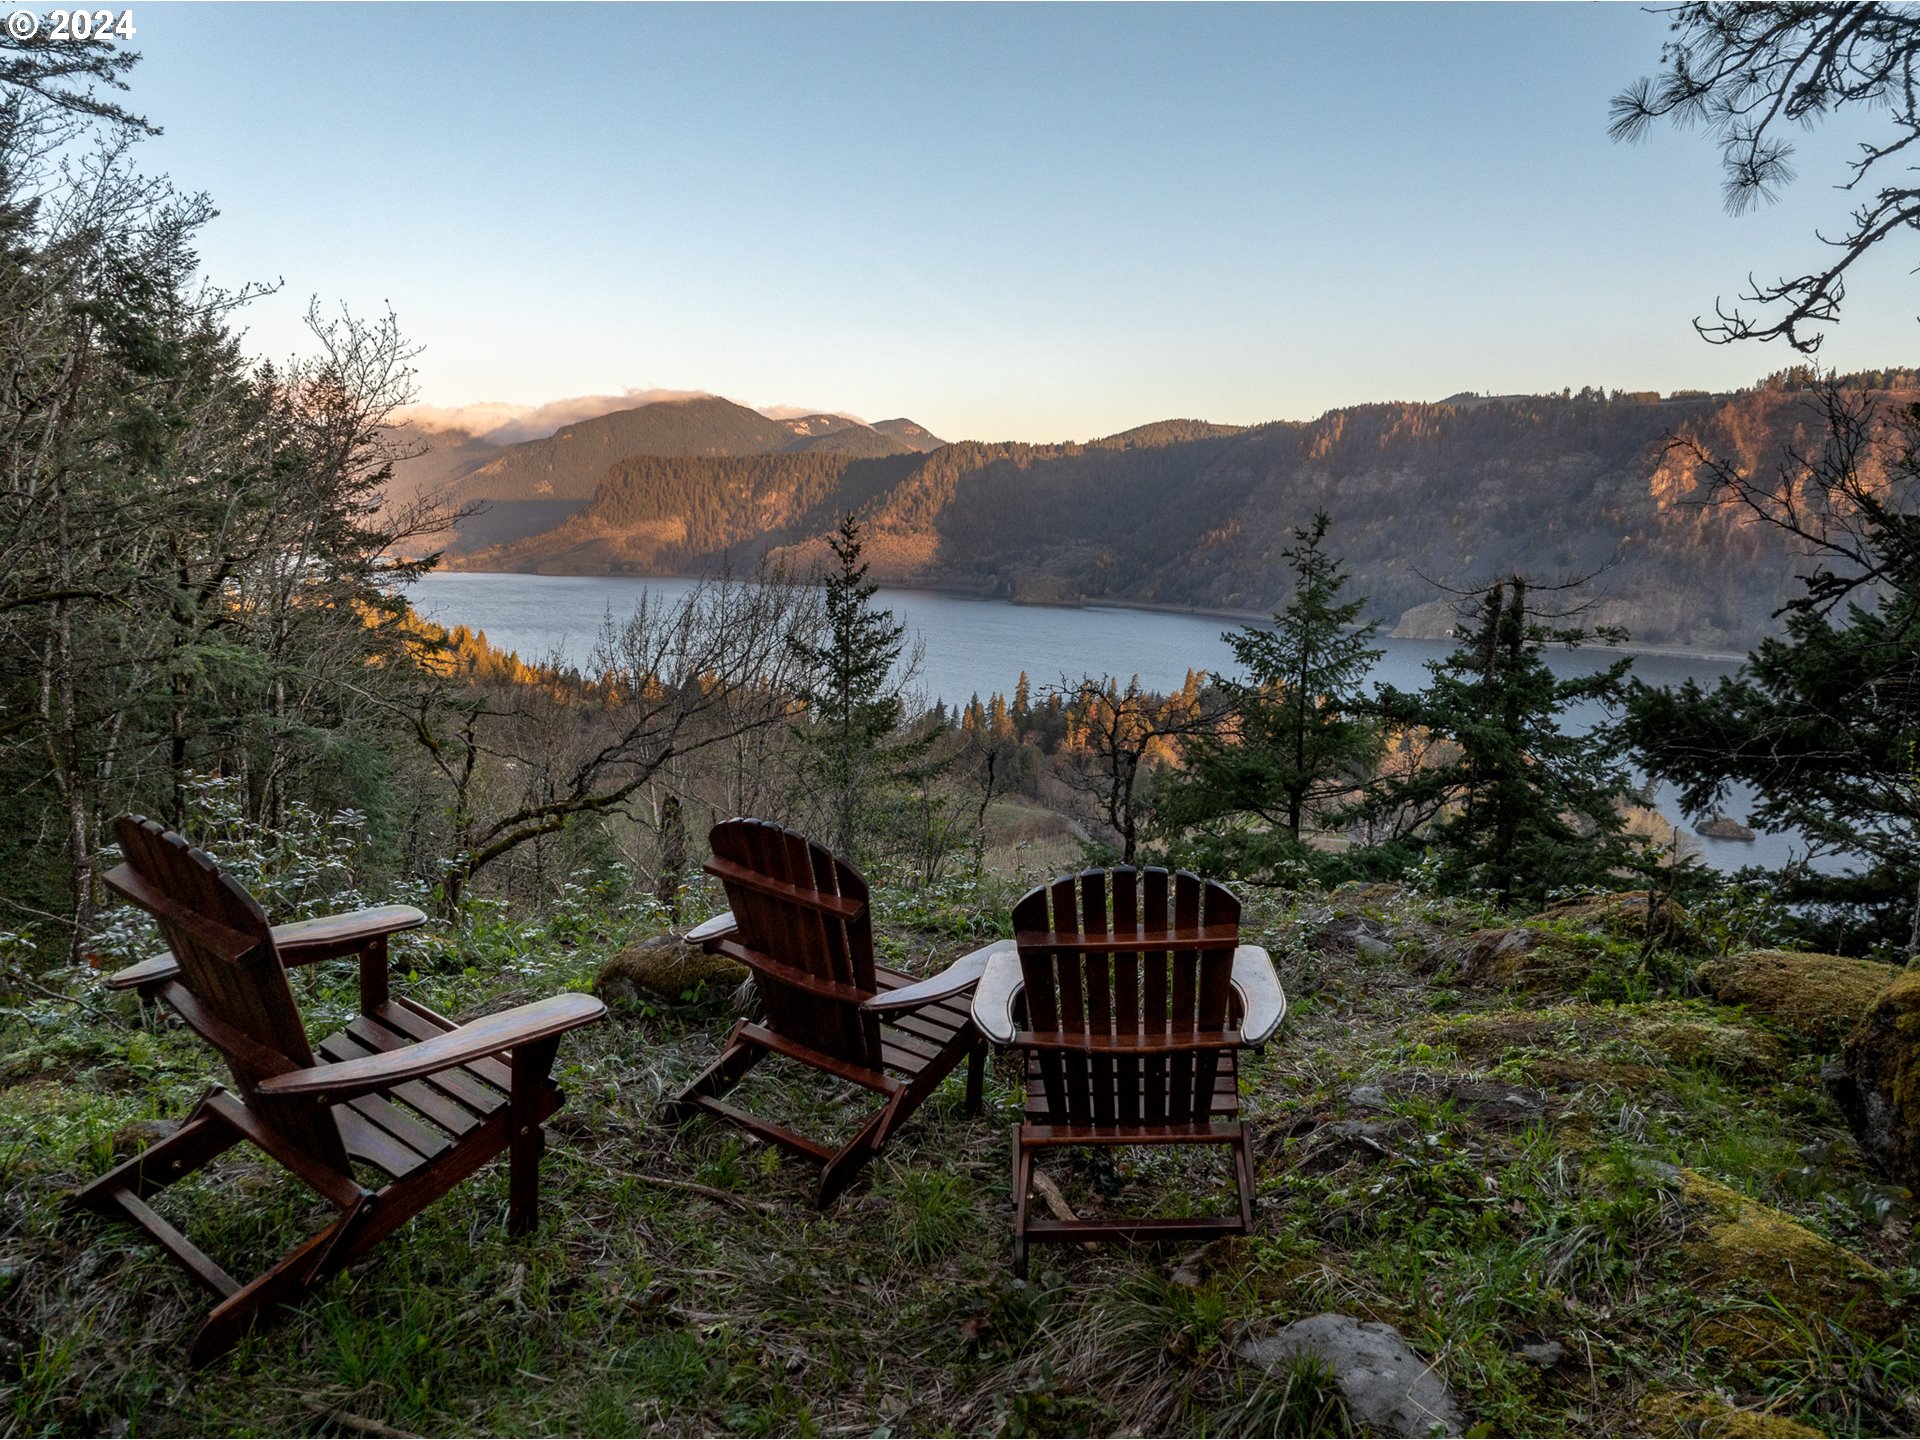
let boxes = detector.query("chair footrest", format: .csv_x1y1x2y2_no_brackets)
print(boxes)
686,1095,838,1163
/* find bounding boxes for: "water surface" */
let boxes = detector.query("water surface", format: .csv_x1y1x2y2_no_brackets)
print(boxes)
409,572,1816,874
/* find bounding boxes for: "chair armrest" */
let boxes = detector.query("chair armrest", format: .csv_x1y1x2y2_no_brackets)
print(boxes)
106,951,182,992
255,993,606,1102
104,904,429,991
685,911,738,946
273,904,427,964
1231,945,1287,1046
864,939,1011,1015
969,949,1025,1044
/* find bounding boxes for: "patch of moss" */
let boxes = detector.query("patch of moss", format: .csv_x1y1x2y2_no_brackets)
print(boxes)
1638,1390,1823,1437
1694,949,1896,1050
1421,1002,1786,1086
1677,1170,1898,1359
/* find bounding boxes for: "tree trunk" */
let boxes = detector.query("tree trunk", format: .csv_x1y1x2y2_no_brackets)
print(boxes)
656,793,686,921
1907,871,1920,970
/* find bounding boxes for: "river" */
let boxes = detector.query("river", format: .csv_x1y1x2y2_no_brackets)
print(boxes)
406,571,1808,875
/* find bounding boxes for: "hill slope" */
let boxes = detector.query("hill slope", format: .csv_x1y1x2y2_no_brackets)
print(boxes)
387,398,943,552
455,383,1919,651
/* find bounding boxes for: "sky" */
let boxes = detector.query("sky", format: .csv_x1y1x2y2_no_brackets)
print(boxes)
118,2,1920,443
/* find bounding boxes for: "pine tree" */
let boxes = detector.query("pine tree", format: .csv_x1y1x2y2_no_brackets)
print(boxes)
792,515,934,861
1356,575,1643,906
1158,512,1383,879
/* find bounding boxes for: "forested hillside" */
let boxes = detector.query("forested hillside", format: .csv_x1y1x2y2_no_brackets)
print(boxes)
457,378,1919,651
386,397,939,552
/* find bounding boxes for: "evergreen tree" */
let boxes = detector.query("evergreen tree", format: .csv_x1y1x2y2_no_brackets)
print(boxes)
1158,512,1382,879
1624,382,1920,955
1355,575,1643,906
792,515,933,860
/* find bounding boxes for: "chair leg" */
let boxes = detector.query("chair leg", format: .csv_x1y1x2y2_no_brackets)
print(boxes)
964,1039,986,1117
1011,1125,1033,1279
1234,1122,1257,1234
187,1197,369,1367
816,1097,900,1208
509,1037,562,1237
666,1023,763,1121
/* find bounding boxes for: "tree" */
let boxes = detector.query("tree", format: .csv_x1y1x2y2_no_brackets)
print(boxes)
1055,673,1215,867
791,515,935,861
1157,511,1382,879
0,58,447,956
1612,3,1920,350
1624,379,1920,954
401,573,820,916
1355,576,1645,907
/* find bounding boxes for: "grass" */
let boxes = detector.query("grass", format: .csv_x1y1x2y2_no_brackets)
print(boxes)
2,873,1916,1436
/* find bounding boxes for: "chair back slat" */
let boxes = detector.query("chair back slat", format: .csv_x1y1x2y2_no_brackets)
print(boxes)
1012,867,1241,1127
707,818,880,1069
107,815,350,1173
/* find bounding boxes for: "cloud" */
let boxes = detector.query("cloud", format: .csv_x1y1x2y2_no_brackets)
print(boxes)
399,389,870,444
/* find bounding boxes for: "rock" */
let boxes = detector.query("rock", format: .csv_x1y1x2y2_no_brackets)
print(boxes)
1695,815,1758,842
1344,1077,1547,1127
1831,970,1920,1188
1237,1312,1462,1438
1436,1079,1550,1127
1696,948,1896,1051
1515,1340,1564,1367
1345,1084,1391,1111
109,1119,175,1160
1464,927,1547,987
1638,1390,1823,1438
1677,1169,1898,1358
1353,933,1395,961
1537,889,1702,951
594,934,747,1005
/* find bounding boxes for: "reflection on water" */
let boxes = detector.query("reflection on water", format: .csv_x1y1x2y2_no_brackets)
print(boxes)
407,572,1829,876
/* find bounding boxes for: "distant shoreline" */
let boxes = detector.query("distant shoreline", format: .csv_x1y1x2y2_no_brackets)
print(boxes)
419,565,1755,666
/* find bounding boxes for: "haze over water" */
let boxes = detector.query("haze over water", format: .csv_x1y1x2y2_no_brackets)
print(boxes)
408,572,1798,874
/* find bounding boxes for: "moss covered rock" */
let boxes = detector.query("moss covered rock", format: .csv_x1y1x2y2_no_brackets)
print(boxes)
1677,1170,1897,1359
594,934,746,1005
1463,926,1592,993
1637,1391,1822,1437
1694,949,1895,1050
1829,970,1920,1188
1538,889,1700,952
1422,1001,1786,1087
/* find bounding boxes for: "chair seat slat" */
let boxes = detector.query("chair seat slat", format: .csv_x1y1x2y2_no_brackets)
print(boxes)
374,1002,514,1091
317,1034,487,1135
333,1106,430,1179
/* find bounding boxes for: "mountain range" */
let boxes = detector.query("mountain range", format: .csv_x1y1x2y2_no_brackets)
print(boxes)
389,379,1918,653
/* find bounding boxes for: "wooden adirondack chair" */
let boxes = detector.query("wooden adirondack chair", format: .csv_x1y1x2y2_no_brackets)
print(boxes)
68,815,606,1364
970,866,1286,1274
669,817,1009,1205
